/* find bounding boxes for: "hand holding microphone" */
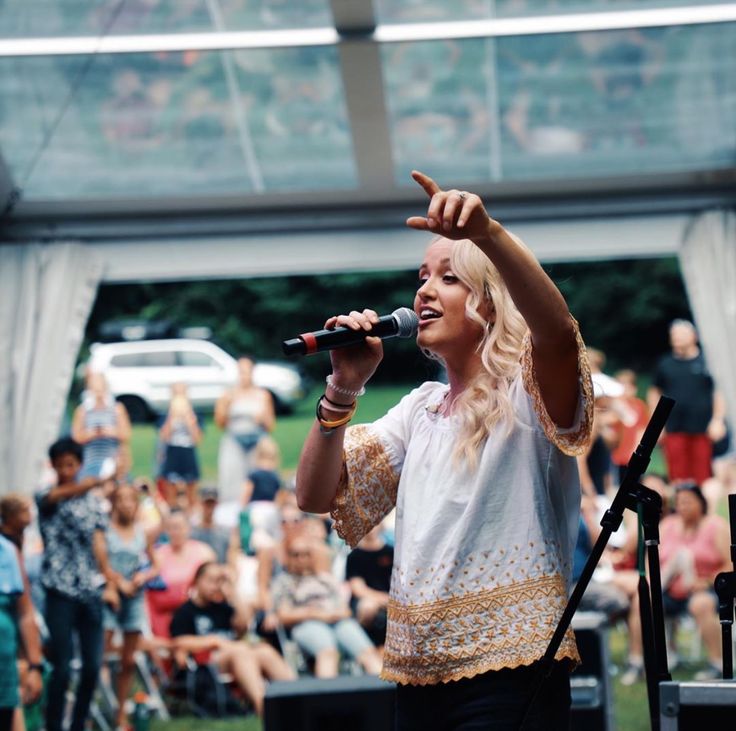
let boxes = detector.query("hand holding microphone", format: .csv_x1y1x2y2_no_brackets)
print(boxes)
282,307,418,356
283,307,419,399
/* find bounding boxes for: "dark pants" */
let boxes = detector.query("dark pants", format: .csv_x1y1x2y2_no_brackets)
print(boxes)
44,590,103,731
0,708,13,731
395,661,571,731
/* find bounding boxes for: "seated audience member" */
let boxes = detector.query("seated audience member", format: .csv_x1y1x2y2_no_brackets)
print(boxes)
660,482,730,679
147,510,216,638
613,473,672,685
272,534,382,678
254,506,332,638
191,486,234,564
170,562,294,717
346,524,393,647
104,484,160,731
573,495,629,622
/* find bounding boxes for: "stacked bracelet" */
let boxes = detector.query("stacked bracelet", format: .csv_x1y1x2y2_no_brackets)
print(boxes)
326,374,365,399
316,395,357,434
320,394,354,412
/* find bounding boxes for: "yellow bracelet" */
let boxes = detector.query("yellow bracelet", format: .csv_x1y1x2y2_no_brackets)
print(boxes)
316,398,356,432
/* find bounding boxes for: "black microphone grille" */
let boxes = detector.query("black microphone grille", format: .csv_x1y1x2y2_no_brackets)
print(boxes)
392,307,419,338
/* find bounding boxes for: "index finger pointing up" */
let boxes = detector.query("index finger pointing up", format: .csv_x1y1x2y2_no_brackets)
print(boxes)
411,170,441,198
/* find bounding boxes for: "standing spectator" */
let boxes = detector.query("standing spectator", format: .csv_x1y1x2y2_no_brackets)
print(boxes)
345,525,393,648
72,372,132,480
36,438,116,731
170,562,295,717
649,320,727,485
611,369,650,483
104,484,160,731
147,511,215,638
578,371,622,499
158,383,202,511
273,534,382,678
191,486,233,564
214,356,275,504
0,499,43,731
0,494,32,551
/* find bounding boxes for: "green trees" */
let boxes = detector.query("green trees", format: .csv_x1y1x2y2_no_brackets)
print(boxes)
85,257,690,383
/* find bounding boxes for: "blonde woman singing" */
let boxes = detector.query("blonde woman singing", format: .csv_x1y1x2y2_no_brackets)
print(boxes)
296,171,593,731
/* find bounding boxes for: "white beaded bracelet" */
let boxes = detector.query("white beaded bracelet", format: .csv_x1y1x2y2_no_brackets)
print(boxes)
326,374,366,398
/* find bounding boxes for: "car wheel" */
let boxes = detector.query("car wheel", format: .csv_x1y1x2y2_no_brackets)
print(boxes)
117,395,151,423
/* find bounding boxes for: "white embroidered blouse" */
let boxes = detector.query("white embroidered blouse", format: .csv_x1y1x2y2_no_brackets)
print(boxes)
330,328,593,685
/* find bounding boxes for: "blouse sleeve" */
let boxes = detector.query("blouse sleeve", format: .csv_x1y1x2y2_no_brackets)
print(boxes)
330,384,432,548
519,316,594,456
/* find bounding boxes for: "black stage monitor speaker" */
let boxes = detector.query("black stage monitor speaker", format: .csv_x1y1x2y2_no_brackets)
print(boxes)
264,675,396,731
570,612,614,731
660,680,736,729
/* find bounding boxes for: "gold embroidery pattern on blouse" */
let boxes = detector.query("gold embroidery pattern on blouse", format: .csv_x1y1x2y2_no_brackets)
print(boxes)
520,316,593,457
381,573,578,685
330,424,400,549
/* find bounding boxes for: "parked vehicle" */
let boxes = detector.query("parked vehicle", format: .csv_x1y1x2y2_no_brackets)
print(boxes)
82,339,307,422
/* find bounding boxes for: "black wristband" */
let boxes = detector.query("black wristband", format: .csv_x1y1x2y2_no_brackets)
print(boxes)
28,663,44,673
322,393,355,409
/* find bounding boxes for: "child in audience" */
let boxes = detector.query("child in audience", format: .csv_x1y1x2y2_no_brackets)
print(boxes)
104,483,160,731
159,383,202,511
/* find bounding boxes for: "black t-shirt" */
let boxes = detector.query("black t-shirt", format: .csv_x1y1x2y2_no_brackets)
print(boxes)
654,352,713,433
345,545,393,594
170,600,235,639
248,469,280,502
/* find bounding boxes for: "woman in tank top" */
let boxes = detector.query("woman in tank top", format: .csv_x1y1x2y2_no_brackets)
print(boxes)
214,356,275,506
72,372,131,480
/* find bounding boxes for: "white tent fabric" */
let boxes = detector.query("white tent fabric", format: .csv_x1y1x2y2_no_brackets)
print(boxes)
679,210,736,435
0,243,102,495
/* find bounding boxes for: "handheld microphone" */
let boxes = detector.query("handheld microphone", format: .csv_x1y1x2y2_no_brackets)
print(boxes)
282,307,419,356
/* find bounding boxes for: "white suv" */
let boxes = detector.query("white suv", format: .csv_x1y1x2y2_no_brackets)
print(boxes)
83,339,307,421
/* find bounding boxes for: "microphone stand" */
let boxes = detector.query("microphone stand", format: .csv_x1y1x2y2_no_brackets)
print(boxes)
518,396,675,731
714,494,736,679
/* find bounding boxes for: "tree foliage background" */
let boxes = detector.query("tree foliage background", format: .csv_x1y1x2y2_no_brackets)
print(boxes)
84,256,690,384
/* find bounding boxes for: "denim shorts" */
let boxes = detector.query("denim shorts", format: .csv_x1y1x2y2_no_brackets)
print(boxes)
291,618,373,659
103,593,145,633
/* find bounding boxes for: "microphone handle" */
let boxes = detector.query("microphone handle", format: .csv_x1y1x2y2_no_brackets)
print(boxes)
283,316,399,356
282,315,399,355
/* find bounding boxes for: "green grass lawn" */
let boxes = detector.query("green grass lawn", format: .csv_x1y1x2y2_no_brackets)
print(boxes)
130,382,666,480
129,384,412,480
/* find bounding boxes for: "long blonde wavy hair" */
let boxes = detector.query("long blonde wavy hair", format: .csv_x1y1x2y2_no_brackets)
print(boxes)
428,238,529,469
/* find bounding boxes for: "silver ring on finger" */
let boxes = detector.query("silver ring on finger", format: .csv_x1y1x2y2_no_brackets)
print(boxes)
457,191,467,200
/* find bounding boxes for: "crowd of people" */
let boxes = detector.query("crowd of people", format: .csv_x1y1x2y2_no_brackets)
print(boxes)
0,312,733,729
